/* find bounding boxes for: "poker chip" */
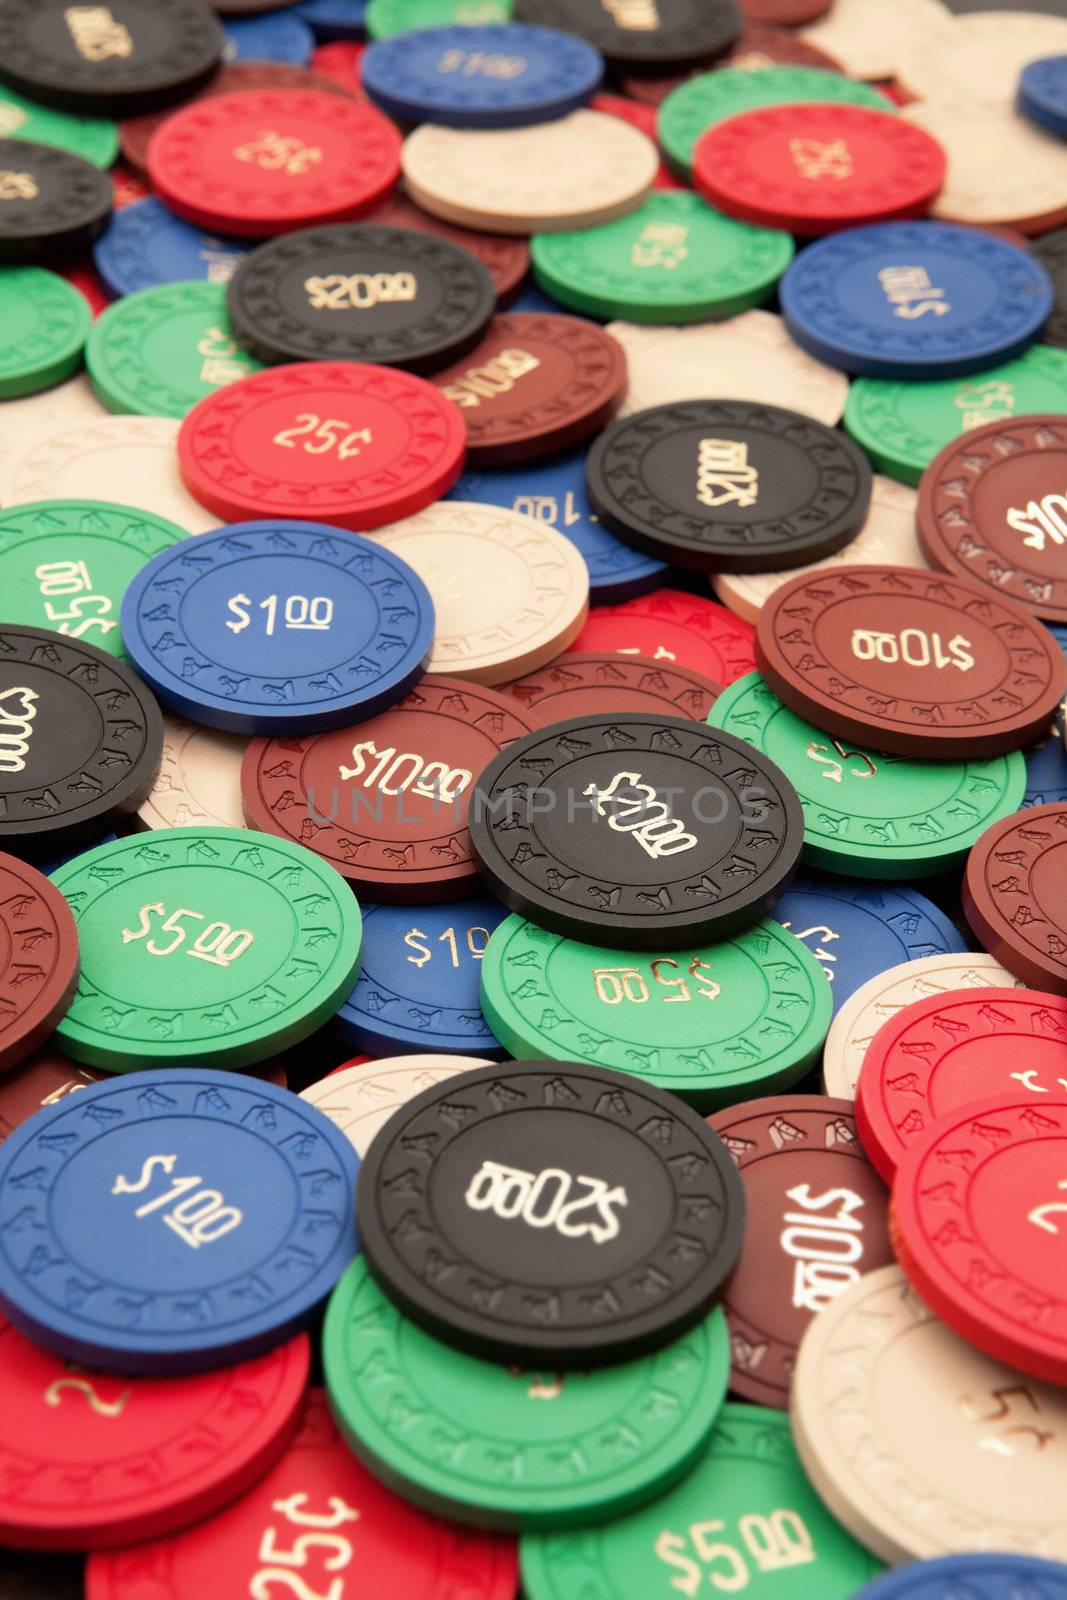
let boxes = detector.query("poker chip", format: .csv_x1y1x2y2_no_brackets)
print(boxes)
792,1263,1067,1565
53,829,362,1071
363,24,602,128
241,676,535,901
589,92,685,193
799,0,948,83
0,499,185,658
227,223,496,372
756,565,1067,760
845,344,1067,486
301,1054,494,1156
917,415,1067,624
121,519,434,734
522,1403,881,1600
0,626,164,859
781,222,1053,380
451,455,667,604
147,89,402,238
855,1556,1067,1599
357,1059,746,1364
368,0,512,36
894,8,1067,109
365,191,530,307
0,141,112,262
0,1049,107,1143
707,1095,890,1409
177,361,467,529
588,400,872,572
658,64,891,178
137,715,246,830
0,1321,309,1549
1026,700,1067,808
710,673,1026,878
771,874,967,1017
430,314,626,465
1023,55,1067,139
328,1258,730,1530
0,82,117,168
93,199,250,299
87,282,263,419
901,100,1067,238
86,1390,518,1600
822,952,1022,1100
568,587,757,683
471,713,803,948
502,652,721,726
0,268,90,399
857,988,1067,1181
892,1095,1067,1384
714,475,924,624
1034,225,1067,349
221,8,315,61
118,61,360,174
0,414,218,535
0,855,78,1071
693,103,946,236
297,0,368,40
530,192,793,324
744,0,829,22
335,899,507,1057
724,22,844,72
963,801,1067,992
480,913,829,1105
611,309,849,424
512,0,741,68
0,0,224,116
0,1068,358,1370
402,110,659,235
369,502,589,682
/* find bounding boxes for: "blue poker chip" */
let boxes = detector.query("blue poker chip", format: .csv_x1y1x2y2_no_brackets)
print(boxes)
856,1553,1067,1599
336,899,508,1057
362,24,603,128
120,520,434,734
222,9,315,64
508,280,595,318
94,199,249,299
42,832,117,876
1019,55,1067,139
0,1068,358,1373
295,0,367,40
451,454,665,603
780,220,1054,379
772,873,968,1016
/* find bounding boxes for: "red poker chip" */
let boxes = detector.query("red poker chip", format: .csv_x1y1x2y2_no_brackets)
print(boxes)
0,1321,309,1550
241,676,536,902
693,101,946,235
86,1390,518,1600
178,361,467,530
566,588,756,685
311,40,366,95
857,989,1067,1182
891,1096,1067,1385
147,89,401,237
0,855,79,1073
429,314,627,467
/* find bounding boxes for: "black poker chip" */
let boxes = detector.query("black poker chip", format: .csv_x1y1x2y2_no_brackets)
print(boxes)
0,1549,83,1600
0,0,224,116
513,0,741,67
469,713,803,949
0,142,112,262
356,1060,746,1366
586,400,874,573
0,627,164,859
1032,227,1067,351
227,225,498,374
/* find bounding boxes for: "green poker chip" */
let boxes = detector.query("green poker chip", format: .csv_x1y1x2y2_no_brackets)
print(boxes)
52,828,363,1072
0,82,117,168
0,268,90,400
86,281,263,420
658,67,892,178
530,192,793,325
710,673,1026,880
367,0,512,37
844,344,1067,485
480,913,829,1109
520,1402,883,1600
324,1256,731,1530
0,499,186,659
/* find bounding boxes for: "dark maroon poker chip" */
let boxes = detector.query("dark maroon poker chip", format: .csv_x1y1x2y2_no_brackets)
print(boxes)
501,653,721,727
